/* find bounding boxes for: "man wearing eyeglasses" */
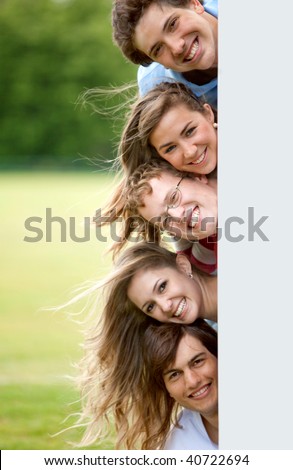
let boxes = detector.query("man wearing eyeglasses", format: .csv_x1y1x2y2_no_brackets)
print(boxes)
125,160,217,275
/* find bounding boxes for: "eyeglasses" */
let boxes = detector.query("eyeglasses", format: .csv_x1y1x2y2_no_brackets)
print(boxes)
163,176,184,223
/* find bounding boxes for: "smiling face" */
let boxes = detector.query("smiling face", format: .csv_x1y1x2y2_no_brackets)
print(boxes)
150,103,217,174
138,172,217,240
133,0,217,73
127,263,202,324
163,334,218,417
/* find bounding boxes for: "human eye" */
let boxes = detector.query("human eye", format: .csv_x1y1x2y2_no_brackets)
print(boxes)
146,303,155,314
168,370,180,381
161,213,181,233
161,214,173,230
186,126,196,137
164,144,176,155
168,189,180,207
153,43,163,58
168,16,178,32
158,281,167,293
192,356,205,367
168,190,177,205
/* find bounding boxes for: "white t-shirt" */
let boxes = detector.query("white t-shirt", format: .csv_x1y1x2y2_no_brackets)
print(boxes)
164,409,218,450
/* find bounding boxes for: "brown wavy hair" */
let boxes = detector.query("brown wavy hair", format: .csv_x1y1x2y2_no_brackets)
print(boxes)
118,81,213,176
112,0,203,65
97,160,193,256
95,82,215,257
140,319,217,448
64,242,213,449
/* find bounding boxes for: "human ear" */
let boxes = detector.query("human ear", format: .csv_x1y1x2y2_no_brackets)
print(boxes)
203,103,215,124
176,254,192,276
190,0,205,14
194,174,208,184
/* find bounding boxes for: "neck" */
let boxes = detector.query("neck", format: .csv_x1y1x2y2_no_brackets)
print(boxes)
207,176,217,191
183,67,217,86
202,412,218,444
209,167,217,180
195,273,217,323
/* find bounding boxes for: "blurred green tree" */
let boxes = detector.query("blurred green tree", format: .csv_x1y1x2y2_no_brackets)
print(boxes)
0,0,137,167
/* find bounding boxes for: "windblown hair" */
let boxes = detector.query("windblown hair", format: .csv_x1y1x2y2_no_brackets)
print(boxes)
95,82,213,257
97,159,193,256
140,319,218,449
112,0,203,65
71,242,210,449
118,81,212,176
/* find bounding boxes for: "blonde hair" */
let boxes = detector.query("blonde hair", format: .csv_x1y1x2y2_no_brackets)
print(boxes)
97,160,193,256
69,242,209,449
95,82,213,256
119,81,211,176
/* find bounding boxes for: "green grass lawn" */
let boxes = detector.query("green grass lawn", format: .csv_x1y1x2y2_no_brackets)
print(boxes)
0,171,118,449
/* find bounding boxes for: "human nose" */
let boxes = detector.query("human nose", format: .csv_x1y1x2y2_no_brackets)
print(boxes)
167,205,185,219
184,369,200,390
158,297,173,313
182,142,198,160
167,37,185,56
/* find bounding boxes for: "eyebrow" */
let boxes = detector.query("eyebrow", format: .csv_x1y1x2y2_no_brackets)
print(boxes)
141,279,161,311
163,353,205,376
158,121,193,150
148,14,173,57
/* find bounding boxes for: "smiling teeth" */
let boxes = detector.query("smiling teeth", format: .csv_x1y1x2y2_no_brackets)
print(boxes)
190,385,209,398
174,298,186,317
189,206,200,227
191,148,206,165
186,39,199,61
